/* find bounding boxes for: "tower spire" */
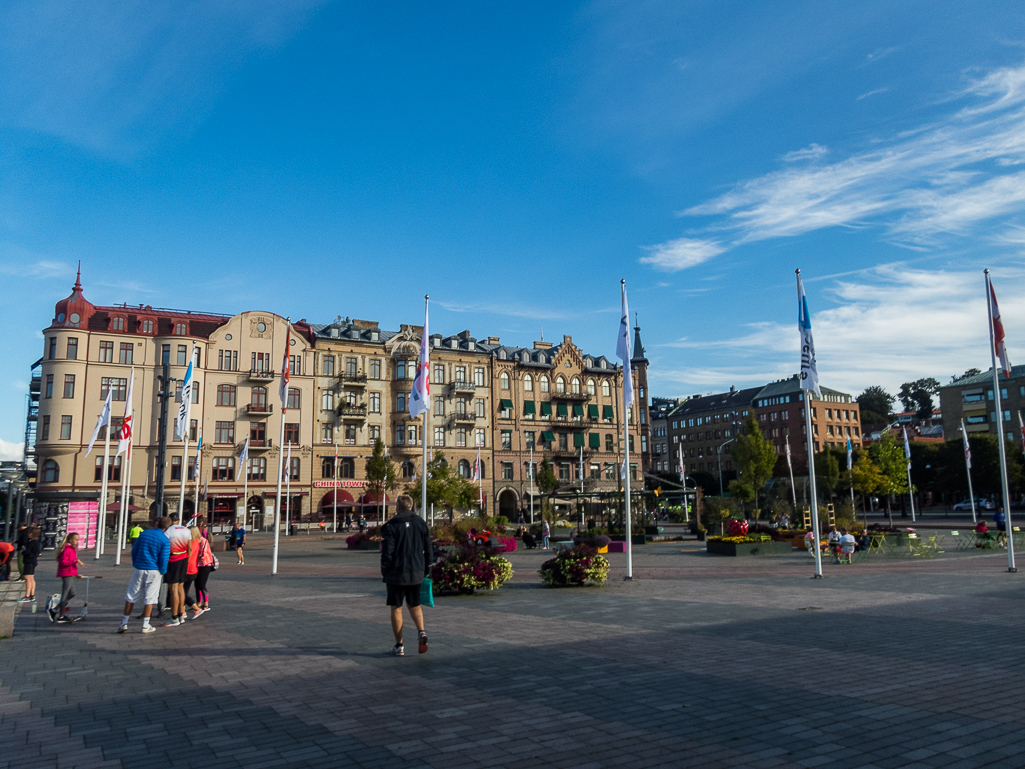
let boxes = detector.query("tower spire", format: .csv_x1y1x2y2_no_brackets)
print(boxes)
74,260,82,292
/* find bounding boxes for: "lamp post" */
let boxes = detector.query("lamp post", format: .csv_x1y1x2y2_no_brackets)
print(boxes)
716,438,736,497
2,468,23,541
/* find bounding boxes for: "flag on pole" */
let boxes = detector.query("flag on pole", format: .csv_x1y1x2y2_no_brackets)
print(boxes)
797,271,821,397
240,436,250,466
472,448,481,482
1018,411,1025,457
846,436,853,471
286,441,292,479
86,388,113,457
116,368,135,455
409,303,430,418
961,419,972,469
678,446,685,482
785,436,792,469
989,276,1012,378
616,281,634,408
193,429,203,480
903,427,912,467
176,355,194,439
279,324,291,411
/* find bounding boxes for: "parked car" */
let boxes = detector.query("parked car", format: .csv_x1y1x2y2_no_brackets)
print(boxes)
952,498,995,511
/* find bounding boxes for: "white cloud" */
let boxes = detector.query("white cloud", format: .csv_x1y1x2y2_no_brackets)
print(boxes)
0,439,24,462
857,88,889,101
650,264,1025,398
639,237,725,271
641,61,1025,271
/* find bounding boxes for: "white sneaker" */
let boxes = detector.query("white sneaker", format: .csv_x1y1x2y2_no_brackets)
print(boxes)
141,625,156,634
389,644,405,656
117,625,128,634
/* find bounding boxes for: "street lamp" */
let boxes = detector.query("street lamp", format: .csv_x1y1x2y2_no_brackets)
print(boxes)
716,438,736,497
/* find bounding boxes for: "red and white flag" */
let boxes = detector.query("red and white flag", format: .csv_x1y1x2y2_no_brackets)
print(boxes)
472,448,481,482
1018,411,1025,458
785,436,792,469
408,301,430,418
989,276,1012,378
279,323,291,411
116,368,135,456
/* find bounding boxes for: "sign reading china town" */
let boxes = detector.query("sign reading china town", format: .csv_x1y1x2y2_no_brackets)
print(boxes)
313,480,366,488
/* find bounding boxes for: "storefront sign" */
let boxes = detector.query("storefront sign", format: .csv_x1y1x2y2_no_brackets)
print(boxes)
313,480,366,488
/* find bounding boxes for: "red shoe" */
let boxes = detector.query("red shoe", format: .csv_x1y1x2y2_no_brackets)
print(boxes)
418,632,428,654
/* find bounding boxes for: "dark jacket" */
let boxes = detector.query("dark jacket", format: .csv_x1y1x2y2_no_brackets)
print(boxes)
380,512,433,586
22,539,42,566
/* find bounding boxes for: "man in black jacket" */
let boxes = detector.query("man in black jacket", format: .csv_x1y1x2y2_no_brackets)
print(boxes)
380,494,432,656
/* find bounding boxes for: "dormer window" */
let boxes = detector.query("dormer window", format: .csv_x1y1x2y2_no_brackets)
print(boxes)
140,319,154,334
111,316,125,331
174,322,188,336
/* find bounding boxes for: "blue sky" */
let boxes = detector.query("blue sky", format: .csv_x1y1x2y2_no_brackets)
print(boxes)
2,0,1025,458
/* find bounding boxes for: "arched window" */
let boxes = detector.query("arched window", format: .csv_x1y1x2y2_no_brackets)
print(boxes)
556,376,566,393
251,386,267,408
587,379,596,396
523,374,533,392
571,377,581,394
339,458,355,479
601,380,611,397
401,460,415,478
540,376,550,393
458,459,471,478
500,372,510,390
42,459,59,483
321,458,335,478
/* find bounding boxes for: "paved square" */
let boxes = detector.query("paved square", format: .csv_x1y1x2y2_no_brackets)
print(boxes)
2,536,1023,769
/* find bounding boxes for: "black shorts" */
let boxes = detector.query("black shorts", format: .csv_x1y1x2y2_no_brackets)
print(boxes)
386,583,421,608
164,559,188,584
22,562,37,576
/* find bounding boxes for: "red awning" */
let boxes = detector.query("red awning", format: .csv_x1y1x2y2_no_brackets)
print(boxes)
361,491,391,505
319,489,355,508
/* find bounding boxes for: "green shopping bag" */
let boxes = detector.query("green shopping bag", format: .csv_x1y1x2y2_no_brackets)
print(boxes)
420,577,434,608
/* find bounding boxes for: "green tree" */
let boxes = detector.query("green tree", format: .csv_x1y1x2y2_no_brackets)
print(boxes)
950,368,981,383
364,438,396,516
857,386,894,425
851,452,884,502
868,433,910,519
730,417,777,515
898,378,940,419
409,452,476,513
814,447,840,499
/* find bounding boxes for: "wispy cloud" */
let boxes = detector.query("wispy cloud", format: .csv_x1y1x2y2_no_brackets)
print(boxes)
649,264,1025,397
0,439,24,462
642,61,1025,270
856,87,889,101
435,300,570,321
0,245,71,278
639,237,725,271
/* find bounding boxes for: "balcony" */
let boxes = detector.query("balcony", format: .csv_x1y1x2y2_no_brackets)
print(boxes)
337,404,368,420
451,412,478,424
29,376,41,394
338,373,367,388
248,369,275,382
246,402,274,416
249,438,273,450
552,391,590,402
449,381,477,393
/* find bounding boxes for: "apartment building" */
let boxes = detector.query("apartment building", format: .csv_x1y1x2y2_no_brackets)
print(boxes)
938,366,1025,443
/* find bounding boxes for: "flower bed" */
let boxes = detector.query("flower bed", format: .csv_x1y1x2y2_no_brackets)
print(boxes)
346,531,381,549
495,535,517,553
539,545,610,587
430,544,513,594
706,539,794,556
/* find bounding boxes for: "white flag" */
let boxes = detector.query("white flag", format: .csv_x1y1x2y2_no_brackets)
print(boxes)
785,436,792,469
85,388,113,457
616,281,634,408
472,448,481,482
279,323,291,411
797,271,821,398
116,368,135,456
239,436,250,466
408,301,430,418
176,355,194,440
194,429,203,480
846,436,853,471
961,419,972,469
903,427,912,468
678,446,685,482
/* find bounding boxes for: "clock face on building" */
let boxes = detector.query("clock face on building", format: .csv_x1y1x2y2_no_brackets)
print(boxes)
69,313,80,324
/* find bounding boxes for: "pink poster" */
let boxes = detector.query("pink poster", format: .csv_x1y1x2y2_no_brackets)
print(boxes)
67,501,98,549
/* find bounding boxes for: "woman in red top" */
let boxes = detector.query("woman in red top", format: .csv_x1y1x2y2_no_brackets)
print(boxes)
53,532,83,623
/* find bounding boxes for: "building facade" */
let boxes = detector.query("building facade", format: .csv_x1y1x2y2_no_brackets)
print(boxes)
938,366,1025,444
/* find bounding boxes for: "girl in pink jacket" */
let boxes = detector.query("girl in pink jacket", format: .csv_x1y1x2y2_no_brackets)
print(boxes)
52,533,83,623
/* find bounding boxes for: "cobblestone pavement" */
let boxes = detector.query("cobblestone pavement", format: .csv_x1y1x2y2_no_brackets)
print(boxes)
2,536,1024,769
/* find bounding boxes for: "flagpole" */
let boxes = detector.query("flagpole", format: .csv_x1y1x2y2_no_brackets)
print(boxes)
97,427,112,560
797,270,823,579
286,444,292,535
421,296,429,521
271,319,292,575
620,280,634,581
529,447,534,524
984,270,1016,572
333,439,338,533
115,443,128,566
962,420,977,524
177,349,196,526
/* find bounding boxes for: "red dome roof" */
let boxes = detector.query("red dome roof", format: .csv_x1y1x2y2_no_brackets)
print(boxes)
52,264,95,330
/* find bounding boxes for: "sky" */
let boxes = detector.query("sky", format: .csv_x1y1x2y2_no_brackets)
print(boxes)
2,0,1025,460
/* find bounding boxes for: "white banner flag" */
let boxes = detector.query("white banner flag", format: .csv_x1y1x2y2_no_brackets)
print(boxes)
409,301,430,418
616,281,634,408
961,419,972,469
86,388,113,457
279,323,291,411
175,355,194,440
116,368,135,456
797,271,821,398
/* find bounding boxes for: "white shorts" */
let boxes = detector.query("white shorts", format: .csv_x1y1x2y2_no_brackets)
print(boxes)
126,568,162,605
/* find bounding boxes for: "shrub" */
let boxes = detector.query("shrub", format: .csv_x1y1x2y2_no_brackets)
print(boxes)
493,516,509,527
430,544,513,594
495,535,517,552
539,545,610,587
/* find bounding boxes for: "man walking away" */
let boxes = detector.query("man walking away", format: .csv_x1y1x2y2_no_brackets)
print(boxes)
380,494,433,656
120,517,170,634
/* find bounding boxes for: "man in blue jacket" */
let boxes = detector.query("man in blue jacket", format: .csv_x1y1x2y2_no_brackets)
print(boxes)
118,517,170,634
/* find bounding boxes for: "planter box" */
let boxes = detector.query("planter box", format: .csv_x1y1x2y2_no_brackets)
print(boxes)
607,541,626,553
706,540,794,557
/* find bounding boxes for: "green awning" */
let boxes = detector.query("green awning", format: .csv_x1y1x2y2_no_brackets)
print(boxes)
573,432,585,448
602,405,614,419
523,400,536,415
572,403,584,417
541,431,555,443
588,404,599,419
540,401,552,416
556,403,568,417
500,399,514,411
589,432,600,449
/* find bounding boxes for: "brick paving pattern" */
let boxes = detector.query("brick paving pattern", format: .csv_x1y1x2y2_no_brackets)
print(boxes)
2,535,1023,768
